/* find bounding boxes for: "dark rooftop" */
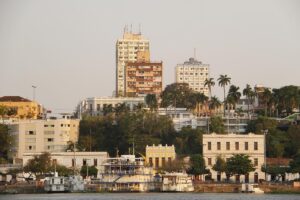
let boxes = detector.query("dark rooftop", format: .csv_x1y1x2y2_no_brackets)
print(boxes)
0,96,32,102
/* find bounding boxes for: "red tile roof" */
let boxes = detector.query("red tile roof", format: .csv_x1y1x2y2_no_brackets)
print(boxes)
0,96,31,102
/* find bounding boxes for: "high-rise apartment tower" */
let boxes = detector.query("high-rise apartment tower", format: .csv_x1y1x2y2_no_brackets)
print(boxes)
116,30,150,97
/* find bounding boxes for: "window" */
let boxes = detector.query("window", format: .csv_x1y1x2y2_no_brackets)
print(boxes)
217,142,221,150
245,142,249,150
83,159,87,166
149,157,153,167
254,158,258,166
61,124,63,127
254,142,258,150
208,158,212,166
28,130,35,135
94,159,97,166
168,157,172,164
226,142,230,150
162,157,166,167
155,157,159,168
235,142,239,150
47,138,54,142
72,159,75,167
29,145,32,150
208,142,211,150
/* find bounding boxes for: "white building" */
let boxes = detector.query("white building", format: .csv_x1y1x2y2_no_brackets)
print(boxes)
176,57,210,96
203,133,265,183
23,152,108,177
77,96,145,117
8,116,80,164
116,29,150,97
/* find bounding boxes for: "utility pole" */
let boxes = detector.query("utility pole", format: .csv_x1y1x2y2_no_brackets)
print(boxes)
32,85,37,101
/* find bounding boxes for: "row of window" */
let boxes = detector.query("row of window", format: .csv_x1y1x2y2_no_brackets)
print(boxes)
207,141,259,151
148,157,172,167
72,158,98,167
178,67,208,71
179,72,208,76
207,157,259,167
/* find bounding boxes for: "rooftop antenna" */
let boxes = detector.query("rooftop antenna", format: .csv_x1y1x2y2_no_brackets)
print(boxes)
139,23,141,34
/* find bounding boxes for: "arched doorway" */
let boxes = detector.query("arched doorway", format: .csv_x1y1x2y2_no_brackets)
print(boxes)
217,172,221,182
245,173,249,183
254,172,259,183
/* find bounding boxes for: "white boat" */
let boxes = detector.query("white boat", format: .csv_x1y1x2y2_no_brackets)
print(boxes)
241,183,264,194
44,172,84,192
161,172,194,192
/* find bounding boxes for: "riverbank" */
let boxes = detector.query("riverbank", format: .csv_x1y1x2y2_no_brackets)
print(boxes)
1,183,300,194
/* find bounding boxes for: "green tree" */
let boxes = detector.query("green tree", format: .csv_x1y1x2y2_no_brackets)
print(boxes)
212,156,226,180
290,154,300,176
187,154,209,179
227,85,241,110
102,104,113,116
225,154,255,181
261,165,289,182
23,152,52,179
210,116,225,133
243,84,253,116
145,94,158,111
0,124,13,162
204,78,215,100
218,74,231,116
80,165,98,177
160,83,193,108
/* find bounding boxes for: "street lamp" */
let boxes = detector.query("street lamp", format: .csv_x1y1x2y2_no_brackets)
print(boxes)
262,129,268,181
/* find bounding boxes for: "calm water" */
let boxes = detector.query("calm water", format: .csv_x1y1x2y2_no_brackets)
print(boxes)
0,193,299,200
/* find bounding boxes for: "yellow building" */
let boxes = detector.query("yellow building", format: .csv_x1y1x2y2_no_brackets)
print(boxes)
0,96,44,119
145,144,176,169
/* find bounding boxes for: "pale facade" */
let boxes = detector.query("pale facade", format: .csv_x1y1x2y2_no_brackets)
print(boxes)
203,133,265,183
23,152,108,176
8,117,80,164
0,96,44,119
146,144,176,169
77,96,145,117
125,62,163,97
176,58,209,96
116,31,150,97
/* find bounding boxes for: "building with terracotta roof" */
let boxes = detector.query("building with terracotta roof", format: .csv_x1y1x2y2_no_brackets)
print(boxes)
0,96,44,119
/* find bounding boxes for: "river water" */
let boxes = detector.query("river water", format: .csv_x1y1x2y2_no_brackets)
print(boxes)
0,193,299,200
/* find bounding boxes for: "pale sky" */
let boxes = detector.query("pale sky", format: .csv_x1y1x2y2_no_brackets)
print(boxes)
0,0,299,113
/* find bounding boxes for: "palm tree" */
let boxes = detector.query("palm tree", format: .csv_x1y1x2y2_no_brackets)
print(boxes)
204,78,215,100
218,74,231,116
227,85,241,111
260,89,272,116
243,84,253,116
209,96,221,115
194,92,209,116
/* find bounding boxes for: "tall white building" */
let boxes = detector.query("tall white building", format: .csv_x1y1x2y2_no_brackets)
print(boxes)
116,30,150,97
8,115,80,164
176,57,210,96
203,133,265,183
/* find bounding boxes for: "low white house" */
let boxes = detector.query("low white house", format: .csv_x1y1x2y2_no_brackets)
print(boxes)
23,151,109,177
203,133,265,183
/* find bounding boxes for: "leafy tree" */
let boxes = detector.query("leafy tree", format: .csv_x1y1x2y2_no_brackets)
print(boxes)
23,152,52,179
175,127,203,155
0,124,13,162
212,156,226,180
160,83,193,108
290,154,300,176
261,165,289,182
187,154,209,178
209,96,221,115
145,94,158,111
218,74,231,116
102,104,113,116
286,125,300,156
80,165,98,177
210,116,225,133
225,154,255,180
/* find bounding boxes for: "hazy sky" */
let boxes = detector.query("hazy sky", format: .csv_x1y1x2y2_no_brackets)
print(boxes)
0,0,299,113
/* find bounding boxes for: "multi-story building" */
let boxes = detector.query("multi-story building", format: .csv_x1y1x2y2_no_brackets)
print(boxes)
77,96,145,117
175,58,210,96
22,152,108,177
8,115,80,164
0,96,44,119
203,133,265,183
145,144,176,169
125,61,163,97
116,30,150,97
